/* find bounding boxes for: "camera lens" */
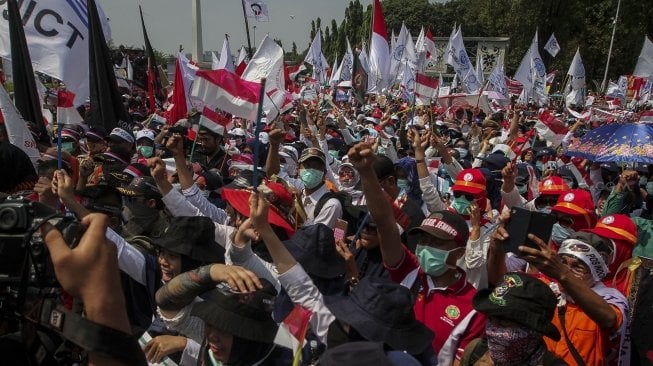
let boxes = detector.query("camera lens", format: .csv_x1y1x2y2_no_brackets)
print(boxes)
0,207,18,230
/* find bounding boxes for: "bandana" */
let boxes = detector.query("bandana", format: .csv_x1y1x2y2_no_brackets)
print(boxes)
485,318,546,366
558,239,609,282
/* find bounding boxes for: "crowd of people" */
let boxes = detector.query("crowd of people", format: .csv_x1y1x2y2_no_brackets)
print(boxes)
1,92,653,366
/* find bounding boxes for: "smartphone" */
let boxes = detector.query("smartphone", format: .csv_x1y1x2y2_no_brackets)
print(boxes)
334,219,348,243
504,206,556,255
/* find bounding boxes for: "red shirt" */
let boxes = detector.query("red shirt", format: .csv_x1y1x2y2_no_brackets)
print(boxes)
386,245,486,362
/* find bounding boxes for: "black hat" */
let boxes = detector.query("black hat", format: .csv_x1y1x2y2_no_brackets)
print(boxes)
535,147,556,159
152,217,224,262
116,176,161,199
481,152,509,172
283,223,345,279
319,342,422,366
472,272,560,341
76,184,122,216
191,280,278,343
324,277,435,354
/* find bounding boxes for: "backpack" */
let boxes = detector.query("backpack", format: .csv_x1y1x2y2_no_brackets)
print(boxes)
314,191,367,235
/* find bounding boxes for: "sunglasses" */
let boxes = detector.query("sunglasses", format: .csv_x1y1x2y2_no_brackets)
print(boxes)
453,192,474,201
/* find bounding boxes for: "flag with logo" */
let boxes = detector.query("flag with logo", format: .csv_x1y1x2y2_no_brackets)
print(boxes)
390,22,409,82
399,62,415,100
352,51,368,103
368,0,390,93
488,62,509,99
514,31,547,104
567,48,586,90
0,85,40,163
445,26,480,93
544,33,561,57
5,0,47,144
244,0,270,22
304,30,328,85
242,35,286,121
336,39,354,83
0,0,111,106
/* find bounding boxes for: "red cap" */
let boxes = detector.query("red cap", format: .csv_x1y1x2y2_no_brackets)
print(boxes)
452,169,486,195
552,189,596,230
538,176,570,196
587,214,637,246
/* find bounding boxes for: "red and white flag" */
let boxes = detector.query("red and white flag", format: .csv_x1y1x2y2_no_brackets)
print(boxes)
235,46,249,76
273,305,312,362
57,90,83,125
200,106,232,134
424,28,437,61
167,53,200,124
191,69,261,121
415,73,439,100
368,0,390,93
639,110,653,123
534,111,569,147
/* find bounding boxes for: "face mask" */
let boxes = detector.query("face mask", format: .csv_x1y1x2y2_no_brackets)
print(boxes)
397,178,410,193
639,176,648,187
384,126,395,135
416,245,460,277
200,189,210,198
454,147,468,159
517,184,528,196
535,161,543,171
138,145,154,158
485,318,546,366
551,222,575,244
61,141,74,153
451,195,472,215
647,182,653,196
299,168,324,189
328,150,339,159
536,205,552,214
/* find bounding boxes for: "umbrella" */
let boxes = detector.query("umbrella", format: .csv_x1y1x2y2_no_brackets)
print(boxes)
566,123,653,164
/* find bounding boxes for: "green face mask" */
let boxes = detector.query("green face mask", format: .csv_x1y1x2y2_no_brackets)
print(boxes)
299,168,324,189
61,141,74,153
451,195,472,215
139,145,154,158
415,245,459,277
328,150,339,159
397,178,410,193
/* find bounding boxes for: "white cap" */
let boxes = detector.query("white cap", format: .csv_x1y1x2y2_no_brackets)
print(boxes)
258,132,269,144
229,127,247,137
135,129,155,142
108,127,135,144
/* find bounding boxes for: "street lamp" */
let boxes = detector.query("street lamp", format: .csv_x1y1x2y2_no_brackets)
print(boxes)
253,26,257,48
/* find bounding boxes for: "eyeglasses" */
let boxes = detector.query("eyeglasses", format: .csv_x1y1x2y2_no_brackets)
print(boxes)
557,215,574,228
453,191,474,201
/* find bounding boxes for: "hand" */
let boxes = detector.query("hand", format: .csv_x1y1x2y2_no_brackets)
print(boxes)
268,128,284,145
347,142,376,173
209,263,262,293
469,202,481,228
147,157,167,182
519,234,569,281
249,189,270,230
335,239,354,263
53,169,76,202
411,128,430,154
233,218,260,248
616,169,639,191
166,135,184,157
144,335,187,364
34,176,53,196
337,114,347,129
79,158,96,178
501,162,517,192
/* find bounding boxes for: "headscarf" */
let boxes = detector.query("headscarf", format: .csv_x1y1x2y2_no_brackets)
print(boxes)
394,157,423,207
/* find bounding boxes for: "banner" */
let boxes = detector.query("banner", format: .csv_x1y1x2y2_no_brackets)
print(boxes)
0,0,111,106
244,0,270,22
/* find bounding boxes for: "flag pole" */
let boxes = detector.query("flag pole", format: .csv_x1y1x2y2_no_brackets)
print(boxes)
240,0,255,58
600,0,622,93
189,118,202,162
252,78,267,188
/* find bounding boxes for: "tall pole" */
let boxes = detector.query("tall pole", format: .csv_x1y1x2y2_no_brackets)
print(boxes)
253,26,257,48
600,0,622,93
191,0,203,62
240,0,254,58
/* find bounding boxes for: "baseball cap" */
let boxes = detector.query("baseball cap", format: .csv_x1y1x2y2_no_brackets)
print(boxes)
107,127,135,144
135,129,155,142
408,211,469,247
298,147,326,165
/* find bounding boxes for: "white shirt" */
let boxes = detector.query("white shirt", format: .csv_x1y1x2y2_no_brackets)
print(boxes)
301,184,343,229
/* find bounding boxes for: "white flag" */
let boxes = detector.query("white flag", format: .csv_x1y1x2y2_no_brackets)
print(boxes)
329,53,340,85
359,43,370,75
404,30,418,72
633,35,653,78
368,0,390,92
445,26,480,93
488,62,508,99
337,39,354,82
475,53,485,91
567,48,585,90
399,62,415,100
514,31,547,104
211,52,220,70
544,33,561,57
244,0,270,22
0,86,40,163
390,23,409,82
0,1,111,106
242,36,285,121
215,35,235,73
304,30,327,84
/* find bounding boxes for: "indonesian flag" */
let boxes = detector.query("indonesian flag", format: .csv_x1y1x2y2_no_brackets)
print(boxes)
415,73,439,100
506,77,523,96
285,63,307,85
191,69,261,121
424,28,437,61
167,53,199,124
273,305,312,364
235,46,249,76
368,0,390,93
0,85,40,163
639,110,653,123
57,90,83,125
200,106,232,135
567,107,592,121
534,111,568,147
606,98,622,110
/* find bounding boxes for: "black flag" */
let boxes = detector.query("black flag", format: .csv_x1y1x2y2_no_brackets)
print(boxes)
352,51,368,104
139,6,163,112
88,0,130,131
7,0,48,144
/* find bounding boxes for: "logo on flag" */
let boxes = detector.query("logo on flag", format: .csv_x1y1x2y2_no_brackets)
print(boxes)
544,33,560,57
244,0,270,22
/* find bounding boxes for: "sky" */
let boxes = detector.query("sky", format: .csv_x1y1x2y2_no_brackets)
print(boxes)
100,0,369,56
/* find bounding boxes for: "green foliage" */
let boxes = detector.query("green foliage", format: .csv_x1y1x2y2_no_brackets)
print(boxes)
306,0,653,89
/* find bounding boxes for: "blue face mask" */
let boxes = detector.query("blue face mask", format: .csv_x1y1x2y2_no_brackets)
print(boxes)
517,184,528,196
384,126,395,135
61,141,75,153
535,161,543,172
299,168,324,189
138,145,154,158
397,178,410,193
536,205,552,214
328,150,339,159
639,176,648,187
416,245,460,277
551,222,575,244
451,195,472,215
647,182,653,196
454,147,468,159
